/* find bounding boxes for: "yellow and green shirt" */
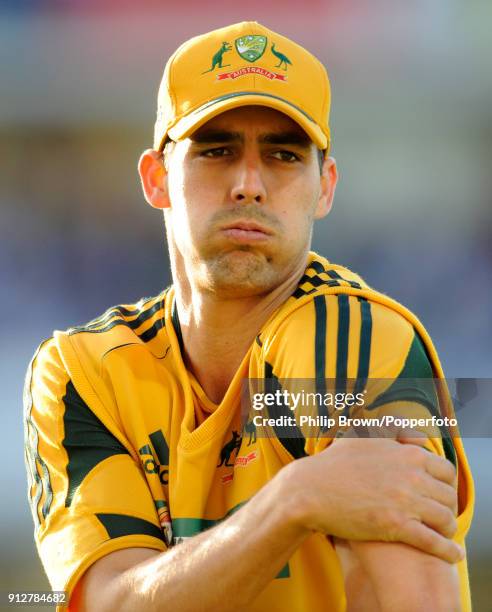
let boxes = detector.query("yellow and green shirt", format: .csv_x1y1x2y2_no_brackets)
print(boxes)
24,251,474,611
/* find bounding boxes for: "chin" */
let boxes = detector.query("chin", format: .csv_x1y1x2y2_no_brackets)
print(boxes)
203,250,278,297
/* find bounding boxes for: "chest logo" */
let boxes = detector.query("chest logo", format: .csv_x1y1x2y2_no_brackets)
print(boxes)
217,430,242,467
234,450,258,467
139,429,170,485
243,418,257,446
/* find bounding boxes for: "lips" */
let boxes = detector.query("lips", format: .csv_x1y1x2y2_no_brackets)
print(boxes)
219,219,274,244
221,220,273,236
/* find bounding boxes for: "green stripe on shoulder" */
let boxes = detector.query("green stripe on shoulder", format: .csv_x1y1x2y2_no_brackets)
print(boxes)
69,294,166,341
368,332,456,466
398,332,434,379
354,298,372,395
335,294,350,393
314,295,327,390
369,332,437,412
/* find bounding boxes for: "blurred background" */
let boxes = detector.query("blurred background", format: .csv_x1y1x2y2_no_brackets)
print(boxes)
1,0,491,609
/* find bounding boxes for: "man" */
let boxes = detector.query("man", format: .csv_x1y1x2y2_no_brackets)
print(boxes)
24,22,473,611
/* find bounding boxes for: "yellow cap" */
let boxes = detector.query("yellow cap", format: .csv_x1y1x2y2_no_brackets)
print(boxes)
154,21,331,151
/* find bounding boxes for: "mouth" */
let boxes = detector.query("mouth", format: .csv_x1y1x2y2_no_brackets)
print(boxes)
220,220,274,243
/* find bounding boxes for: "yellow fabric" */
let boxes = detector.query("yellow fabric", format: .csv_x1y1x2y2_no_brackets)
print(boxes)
24,251,473,611
154,21,331,151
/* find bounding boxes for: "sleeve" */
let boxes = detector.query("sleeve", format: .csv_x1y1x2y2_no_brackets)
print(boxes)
250,294,473,607
23,338,167,607
250,294,473,532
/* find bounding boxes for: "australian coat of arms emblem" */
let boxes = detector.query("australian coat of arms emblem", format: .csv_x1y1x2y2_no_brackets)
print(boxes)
235,35,267,62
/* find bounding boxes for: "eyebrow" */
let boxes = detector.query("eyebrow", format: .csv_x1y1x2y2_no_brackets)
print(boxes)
260,132,311,147
190,129,241,144
190,129,312,148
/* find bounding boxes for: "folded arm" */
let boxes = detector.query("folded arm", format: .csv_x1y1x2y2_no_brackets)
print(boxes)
72,437,463,612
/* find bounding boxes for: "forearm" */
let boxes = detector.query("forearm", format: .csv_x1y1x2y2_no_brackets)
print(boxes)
340,540,461,612
80,467,309,612
334,538,380,612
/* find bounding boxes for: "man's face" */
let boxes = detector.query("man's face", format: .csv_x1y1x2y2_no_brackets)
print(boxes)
160,106,335,297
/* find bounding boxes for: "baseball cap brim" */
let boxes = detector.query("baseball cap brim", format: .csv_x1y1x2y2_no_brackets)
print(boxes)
166,92,329,151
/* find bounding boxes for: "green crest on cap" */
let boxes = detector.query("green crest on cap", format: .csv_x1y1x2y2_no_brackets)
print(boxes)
235,35,267,63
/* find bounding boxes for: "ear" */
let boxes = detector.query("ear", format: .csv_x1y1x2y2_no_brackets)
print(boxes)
314,155,338,220
138,149,170,209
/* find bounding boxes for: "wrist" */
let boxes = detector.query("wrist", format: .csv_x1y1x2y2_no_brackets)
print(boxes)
275,459,322,536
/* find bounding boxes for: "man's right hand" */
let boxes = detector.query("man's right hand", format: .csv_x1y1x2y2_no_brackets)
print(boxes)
284,435,463,563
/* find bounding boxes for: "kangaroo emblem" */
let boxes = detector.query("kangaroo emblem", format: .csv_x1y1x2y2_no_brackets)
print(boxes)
244,419,257,446
202,42,232,73
217,430,242,467
271,43,292,70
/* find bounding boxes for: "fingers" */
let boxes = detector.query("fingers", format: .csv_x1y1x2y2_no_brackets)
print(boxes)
421,476,458,515
396,437,457,488
383,428,457,487
418,497,458,539
400,519,464,564
424,452,457,486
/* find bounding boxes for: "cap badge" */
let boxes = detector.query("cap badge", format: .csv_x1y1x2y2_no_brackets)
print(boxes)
235,35,267,62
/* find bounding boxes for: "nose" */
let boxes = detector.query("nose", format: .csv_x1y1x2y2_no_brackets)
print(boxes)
230,158,267,205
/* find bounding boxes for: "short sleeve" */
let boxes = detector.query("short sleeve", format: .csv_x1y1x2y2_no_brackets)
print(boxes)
251,295,473,536
24,339,166,605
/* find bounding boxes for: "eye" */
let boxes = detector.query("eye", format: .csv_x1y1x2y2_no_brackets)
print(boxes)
201,147,232,158
270,150,301,162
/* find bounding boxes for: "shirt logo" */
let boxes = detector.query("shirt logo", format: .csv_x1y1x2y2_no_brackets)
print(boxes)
221,451,260,484
139,429,170,485
234,450,258,467
217,430,242,468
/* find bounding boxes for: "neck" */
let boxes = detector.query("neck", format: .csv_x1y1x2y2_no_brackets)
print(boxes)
172,256,308,404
